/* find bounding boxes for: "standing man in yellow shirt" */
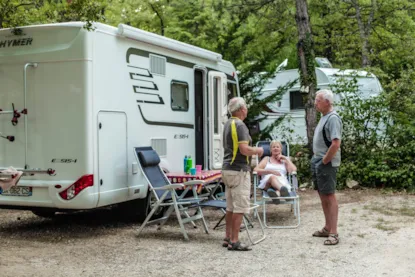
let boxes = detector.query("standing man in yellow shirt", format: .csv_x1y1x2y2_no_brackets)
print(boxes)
222,97,264,251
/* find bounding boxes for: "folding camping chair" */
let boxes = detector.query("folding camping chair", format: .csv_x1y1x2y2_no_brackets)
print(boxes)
135,147,265,244
134,147,210,241
253,140,301,229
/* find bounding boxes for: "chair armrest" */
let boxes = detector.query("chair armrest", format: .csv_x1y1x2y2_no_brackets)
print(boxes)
183,180,205,186
153,184,184,190
290,171,297,176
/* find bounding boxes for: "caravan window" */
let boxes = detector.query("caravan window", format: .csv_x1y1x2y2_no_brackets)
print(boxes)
227,82,238,100
171,81,189,111
290,91,305,110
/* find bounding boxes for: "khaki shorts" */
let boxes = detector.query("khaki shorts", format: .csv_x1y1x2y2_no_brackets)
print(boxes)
222,170,251,214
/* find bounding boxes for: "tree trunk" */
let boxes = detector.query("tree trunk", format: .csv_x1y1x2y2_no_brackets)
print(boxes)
349,0,377,67
295,0,317,154
149,3,165,36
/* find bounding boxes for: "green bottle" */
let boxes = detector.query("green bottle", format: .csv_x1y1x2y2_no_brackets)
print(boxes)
186,155,193,174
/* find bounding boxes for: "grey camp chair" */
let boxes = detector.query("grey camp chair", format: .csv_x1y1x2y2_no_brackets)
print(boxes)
253,141,301,229
135,147,209,240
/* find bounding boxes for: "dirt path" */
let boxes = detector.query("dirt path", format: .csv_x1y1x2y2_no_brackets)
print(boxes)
0,189,414,277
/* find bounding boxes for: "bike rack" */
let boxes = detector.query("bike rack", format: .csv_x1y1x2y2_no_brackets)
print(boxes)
0,168,56,178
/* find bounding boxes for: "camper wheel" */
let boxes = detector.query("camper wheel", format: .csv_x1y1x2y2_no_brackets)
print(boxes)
32,209,56,218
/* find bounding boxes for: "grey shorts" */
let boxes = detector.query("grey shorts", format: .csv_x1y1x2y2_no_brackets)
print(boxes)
311,157,338,195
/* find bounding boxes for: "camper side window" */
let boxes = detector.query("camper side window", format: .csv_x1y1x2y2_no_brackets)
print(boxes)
290,91,305,110
171,81,189,111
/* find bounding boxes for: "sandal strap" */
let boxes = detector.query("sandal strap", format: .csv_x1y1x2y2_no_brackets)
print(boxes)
228,241,252,251
324,234,339,245
222,237,231,247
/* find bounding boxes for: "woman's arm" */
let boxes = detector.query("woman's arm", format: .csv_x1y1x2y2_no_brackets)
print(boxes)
281,156,297,173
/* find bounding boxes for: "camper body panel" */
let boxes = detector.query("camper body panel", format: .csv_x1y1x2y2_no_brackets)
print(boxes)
0,27,98,209
0,22,237,212
260,68,383,143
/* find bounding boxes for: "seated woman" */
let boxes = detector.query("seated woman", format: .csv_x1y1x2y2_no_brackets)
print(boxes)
254,140,297,198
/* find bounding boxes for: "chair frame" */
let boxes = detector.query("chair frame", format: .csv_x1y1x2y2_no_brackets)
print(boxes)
191,176,266,245
134,147,209,241
253,140,301,229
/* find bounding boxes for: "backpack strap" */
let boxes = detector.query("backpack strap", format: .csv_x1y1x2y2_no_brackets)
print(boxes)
322,113,341,148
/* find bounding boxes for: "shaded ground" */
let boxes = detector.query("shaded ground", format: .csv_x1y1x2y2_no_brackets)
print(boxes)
0,189,414,277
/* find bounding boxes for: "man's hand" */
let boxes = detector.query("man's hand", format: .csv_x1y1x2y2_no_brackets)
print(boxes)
256,147,264,157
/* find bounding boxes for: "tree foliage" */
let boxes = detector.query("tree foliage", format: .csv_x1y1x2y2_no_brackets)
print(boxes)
1,0,414,189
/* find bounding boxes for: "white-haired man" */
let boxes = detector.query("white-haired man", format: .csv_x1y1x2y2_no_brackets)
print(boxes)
311,89,342,245
222,97,264,251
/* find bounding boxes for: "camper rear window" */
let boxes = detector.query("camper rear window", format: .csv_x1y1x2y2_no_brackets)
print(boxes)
290,91,305,110
171,81,189,111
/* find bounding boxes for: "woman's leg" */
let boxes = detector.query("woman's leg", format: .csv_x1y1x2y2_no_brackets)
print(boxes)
268,175,284,190
268,175,290,197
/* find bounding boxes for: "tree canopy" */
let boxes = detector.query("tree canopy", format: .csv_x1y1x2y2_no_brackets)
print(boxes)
1,0,414,190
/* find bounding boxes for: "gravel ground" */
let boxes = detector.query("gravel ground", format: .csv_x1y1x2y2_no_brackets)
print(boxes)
0,189,414,277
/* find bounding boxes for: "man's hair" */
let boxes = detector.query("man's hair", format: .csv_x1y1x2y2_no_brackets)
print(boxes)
316,89,334,105
228,97,246,114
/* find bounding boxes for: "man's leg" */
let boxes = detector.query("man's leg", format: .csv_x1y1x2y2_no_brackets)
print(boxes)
320,193,338,234
229,171,250,244
223,171,234,242
318,192,330,231
230,213,244,243
225,211,233,240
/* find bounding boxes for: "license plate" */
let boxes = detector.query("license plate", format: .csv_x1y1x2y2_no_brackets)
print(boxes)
0,186,32,196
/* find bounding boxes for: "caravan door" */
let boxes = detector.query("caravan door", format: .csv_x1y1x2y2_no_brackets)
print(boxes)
208,71,227,169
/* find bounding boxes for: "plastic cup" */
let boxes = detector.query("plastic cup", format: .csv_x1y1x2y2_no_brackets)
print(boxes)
190,168,197,175
196,165,202,173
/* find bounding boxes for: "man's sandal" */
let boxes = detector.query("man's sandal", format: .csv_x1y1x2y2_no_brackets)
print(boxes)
312,227,330,237
324,234,339,246
227,241,252,251
222,237,231,247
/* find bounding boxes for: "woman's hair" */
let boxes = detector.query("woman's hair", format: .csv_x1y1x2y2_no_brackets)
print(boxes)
270,140,283,151
228,97,246,114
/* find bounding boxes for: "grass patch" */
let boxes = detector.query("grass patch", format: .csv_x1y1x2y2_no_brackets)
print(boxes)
368,206,394,216
393,206,415,217
351,208,357,214
357,233,365,238
365,204,415,217
374,223,398,232
377,217,384,222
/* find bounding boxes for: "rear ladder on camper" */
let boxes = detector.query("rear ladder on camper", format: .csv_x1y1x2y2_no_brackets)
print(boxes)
0,63,38,170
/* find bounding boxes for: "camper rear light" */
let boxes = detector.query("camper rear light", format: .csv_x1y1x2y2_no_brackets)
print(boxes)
59,174,94,200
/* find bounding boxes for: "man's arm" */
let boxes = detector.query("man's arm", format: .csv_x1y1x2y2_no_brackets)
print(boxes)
323,139,341,164
239,143,263,157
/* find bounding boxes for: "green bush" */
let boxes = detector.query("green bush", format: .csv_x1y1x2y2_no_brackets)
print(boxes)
332,70,415,191
287,70,415,192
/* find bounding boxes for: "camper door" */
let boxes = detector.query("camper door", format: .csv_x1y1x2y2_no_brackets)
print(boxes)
208,71,227,169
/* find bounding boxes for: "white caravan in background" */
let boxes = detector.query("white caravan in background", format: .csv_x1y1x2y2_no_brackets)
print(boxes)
0,22,238,219
259,67,383,143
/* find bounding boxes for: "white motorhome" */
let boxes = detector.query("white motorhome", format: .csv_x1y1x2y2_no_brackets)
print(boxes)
259,67,383,143
0,22,237,218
